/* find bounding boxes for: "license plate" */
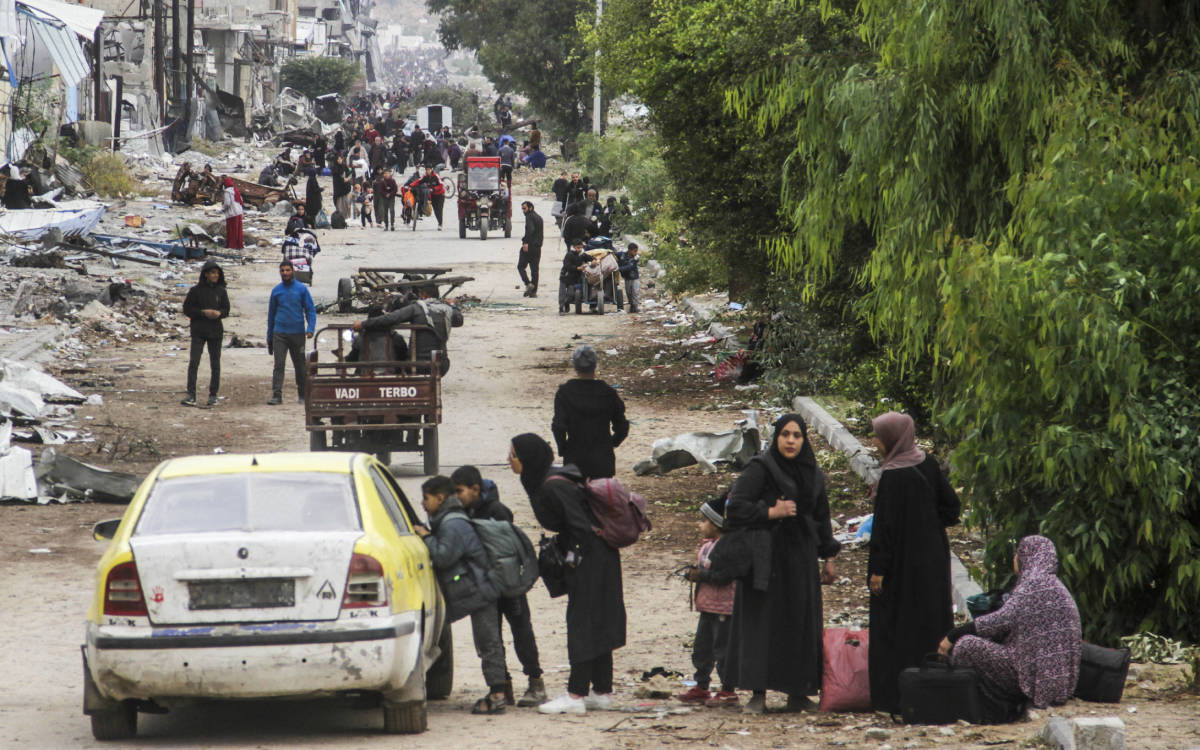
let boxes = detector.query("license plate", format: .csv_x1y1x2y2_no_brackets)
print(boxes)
188,579,295,610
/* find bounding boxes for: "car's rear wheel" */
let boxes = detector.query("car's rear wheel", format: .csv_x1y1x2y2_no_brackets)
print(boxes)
426,622,454,699
375,451,391,466
90,701,137,741
382,700,427,734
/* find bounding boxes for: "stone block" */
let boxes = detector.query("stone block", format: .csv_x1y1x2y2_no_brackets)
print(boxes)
1042,716,1126,750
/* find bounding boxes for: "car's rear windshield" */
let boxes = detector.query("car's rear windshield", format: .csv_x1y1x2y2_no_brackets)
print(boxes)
135,472,360,535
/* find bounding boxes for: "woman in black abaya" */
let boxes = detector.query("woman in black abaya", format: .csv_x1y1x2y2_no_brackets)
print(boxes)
722,414,840,714
866,411,961,712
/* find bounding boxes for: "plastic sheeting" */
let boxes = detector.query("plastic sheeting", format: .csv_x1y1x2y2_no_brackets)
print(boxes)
633,411,762,476
18,0,102,39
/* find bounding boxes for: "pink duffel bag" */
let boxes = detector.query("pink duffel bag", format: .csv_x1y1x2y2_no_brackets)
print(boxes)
819,627,872,712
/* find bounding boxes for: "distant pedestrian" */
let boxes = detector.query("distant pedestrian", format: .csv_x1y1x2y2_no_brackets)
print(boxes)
304,168,323,226
181,260,229,407
551,345,629,479
558,241,589,314
222,177,243,249
616,243,641,313
518,201,543,298
266,259,316,405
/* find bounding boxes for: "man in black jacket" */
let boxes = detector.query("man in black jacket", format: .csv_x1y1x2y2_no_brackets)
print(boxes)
352,286,463,375
518,201,543,298
551,345,630,479
558,241,590,314
181,260,230,407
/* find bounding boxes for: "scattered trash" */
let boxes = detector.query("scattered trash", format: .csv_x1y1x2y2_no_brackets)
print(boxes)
123,215,146,228
28,548,52,554
36,447,140,503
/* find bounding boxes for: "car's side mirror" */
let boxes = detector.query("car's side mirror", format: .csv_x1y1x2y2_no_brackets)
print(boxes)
92,518,122,541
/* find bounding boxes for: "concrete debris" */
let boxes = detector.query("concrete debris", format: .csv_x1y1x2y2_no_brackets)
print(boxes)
36,447,140,503
1042,717,1125,750
633,411,760,476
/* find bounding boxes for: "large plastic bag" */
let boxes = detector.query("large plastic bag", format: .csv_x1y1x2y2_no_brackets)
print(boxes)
819,627,872,712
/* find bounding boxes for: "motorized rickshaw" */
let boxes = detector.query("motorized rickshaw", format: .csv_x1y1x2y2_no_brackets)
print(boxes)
456,156,511,240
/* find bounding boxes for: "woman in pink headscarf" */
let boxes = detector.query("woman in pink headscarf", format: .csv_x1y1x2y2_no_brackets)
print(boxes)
221,176,244,249
866,411,961,712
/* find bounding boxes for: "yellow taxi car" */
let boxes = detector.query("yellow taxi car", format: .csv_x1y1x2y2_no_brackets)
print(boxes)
82,452,452,740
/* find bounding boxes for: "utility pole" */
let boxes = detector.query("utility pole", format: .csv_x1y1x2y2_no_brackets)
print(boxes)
152,0,165,122
171,0,180,105
592,0,602,134
185,0,195,136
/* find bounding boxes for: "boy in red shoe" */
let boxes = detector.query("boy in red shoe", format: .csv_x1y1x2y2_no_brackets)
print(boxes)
678,495,738,707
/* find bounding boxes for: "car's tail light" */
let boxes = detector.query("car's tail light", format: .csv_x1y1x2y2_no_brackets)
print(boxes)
103,561,148,616
343,553,387,608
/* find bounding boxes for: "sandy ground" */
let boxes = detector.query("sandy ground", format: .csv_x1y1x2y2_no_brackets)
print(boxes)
1,177,1197,749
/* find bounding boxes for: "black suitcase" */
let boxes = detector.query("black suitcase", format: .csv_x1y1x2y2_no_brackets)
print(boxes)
898,657,1021,725
1074,642,1131,702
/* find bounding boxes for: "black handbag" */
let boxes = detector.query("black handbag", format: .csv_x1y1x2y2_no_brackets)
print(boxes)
537,534,569,598
1074,642,1131,702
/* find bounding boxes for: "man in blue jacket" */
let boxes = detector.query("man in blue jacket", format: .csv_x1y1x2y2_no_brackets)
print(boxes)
266,259,316,405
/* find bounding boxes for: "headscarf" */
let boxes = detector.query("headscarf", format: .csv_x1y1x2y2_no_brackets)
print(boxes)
767,413,818,497
222,176,242,205
512,433,554,499
956,535,1081,708
871,411,926,471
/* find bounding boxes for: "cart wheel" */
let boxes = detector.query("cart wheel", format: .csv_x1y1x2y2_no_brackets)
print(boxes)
458,217,466,238
479,221,488,240
595,284,605,314
375,451,391,466
423,428,439,475
337,278,353,313
574,285,583,315
503,216,511,238
309,430,326,451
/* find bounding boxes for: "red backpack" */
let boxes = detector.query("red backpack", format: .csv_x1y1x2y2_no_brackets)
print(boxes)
549,476,652,548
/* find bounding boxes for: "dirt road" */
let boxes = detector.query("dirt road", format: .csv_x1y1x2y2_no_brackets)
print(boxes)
2,183,1197,749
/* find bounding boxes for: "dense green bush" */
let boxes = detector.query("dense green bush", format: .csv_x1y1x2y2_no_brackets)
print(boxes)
281,57,361,100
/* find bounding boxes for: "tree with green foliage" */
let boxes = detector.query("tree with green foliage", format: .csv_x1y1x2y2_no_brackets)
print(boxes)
426,0,593,133
594,0,864,301
731,0,1200,642
280,56,362,101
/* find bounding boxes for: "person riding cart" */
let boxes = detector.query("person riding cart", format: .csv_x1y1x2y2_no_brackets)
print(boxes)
352,285,463,376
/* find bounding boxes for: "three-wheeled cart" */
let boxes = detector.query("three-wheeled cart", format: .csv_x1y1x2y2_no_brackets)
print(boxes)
305,323,443,474
335,267,474,313
456,156,511,240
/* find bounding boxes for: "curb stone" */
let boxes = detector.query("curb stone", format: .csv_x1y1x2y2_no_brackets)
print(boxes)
792,396,984,616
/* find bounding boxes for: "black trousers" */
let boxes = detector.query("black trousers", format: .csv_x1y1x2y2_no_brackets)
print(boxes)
692,611,731,690
430,194,445,226
567,651,612,696
498,594,542,679
271,333,307,397
518,246,541,289
186,334,221,397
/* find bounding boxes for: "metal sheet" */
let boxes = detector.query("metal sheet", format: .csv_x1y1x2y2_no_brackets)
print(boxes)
27,14,86,85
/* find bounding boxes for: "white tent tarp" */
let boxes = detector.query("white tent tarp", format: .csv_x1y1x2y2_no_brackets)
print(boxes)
17,0,101,39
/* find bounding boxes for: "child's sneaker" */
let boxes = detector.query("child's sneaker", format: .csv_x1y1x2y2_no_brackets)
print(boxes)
676,686,711,704
538,693,585,715
583,692,613,711
705,690,739,707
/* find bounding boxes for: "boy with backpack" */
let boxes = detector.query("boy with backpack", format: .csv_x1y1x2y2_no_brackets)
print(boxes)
415,475,509,715
452,465,547,707
679,494,738,707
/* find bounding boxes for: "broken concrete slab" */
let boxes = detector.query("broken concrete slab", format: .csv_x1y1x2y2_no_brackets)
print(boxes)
1043,717,1126,750
0,423,38,500
36,447,140,503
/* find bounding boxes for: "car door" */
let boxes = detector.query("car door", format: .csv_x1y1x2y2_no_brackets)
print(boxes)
364,463,441,649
